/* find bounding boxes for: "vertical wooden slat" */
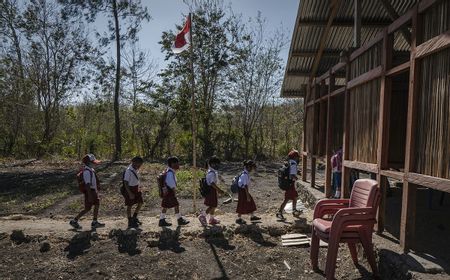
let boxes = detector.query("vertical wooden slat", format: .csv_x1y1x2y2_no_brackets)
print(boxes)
342,51,351,198
311,84,317,188
302,84,309,182
325,71,335,198
400,5,421,252
376,29,393,234
354,0,361,48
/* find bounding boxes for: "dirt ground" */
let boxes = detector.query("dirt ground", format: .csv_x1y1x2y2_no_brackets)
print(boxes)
0,160,442,279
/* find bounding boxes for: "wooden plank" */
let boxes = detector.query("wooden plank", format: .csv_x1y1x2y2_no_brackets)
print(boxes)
405,173,450,192
376,174,387,234
287,70,313,76
415,29,450,59
325,72,334,198
281,233,308,240
330,87,345,97
347,66,383,89
400,6,420,252
380,170,404,180
292,50,341,57
299,19,391,28
311,157,317,188
316,71,330,83
341,53,351,198
386,61,410,76
310,0,341,79
350,32,384,61
354,0,362,48
387,9,414,34
344,160,379,173
282,239,311,246
418,0,441,13
302,85,308,182
331,62,346,74
379,0,411,44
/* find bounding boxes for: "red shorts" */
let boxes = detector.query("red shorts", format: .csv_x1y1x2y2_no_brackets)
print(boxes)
285,182,298,200
204,187,218,208
122,186,143,206
236,187,256,214
161,188,179,209
84,189,100,209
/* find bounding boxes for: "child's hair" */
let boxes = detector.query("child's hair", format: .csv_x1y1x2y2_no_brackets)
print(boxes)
131,156,144,164
167,156,179,167
208,155,221,166
243,160,256,168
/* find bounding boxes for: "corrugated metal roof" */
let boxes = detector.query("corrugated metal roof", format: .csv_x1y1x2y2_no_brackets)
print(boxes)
281,0,418,98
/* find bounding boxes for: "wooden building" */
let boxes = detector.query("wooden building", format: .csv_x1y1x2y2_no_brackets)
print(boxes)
282,0,450,252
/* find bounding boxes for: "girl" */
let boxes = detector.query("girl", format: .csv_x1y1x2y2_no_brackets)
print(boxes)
236,160,261,224
198,156,225,226
276,149,301,220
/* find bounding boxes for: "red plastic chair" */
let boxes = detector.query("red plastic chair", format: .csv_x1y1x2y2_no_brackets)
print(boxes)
310,179,381,280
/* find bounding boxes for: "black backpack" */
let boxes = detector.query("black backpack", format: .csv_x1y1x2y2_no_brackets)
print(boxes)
277,163,292,190
230,172,243,194
199,170,215,197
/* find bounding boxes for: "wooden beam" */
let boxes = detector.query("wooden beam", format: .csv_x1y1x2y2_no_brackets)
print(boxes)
350,32,384,61
299,19,391,28
379,0,411,44
311,84,318,188
386,61,410,76
325,71,334,198
341,52,351,198
387,8,414,35
400,6,420,252
302,95,308,182
415,29,450,59
286,70,312,76
405,173,450,192
380,170,404,181
292,50,341,57
310,0,341,79
331,62,346,74
347,65,383,89
330,87,345,97
354,0,362,48
418,0,441,13
282,90,306,97
344,160,379,173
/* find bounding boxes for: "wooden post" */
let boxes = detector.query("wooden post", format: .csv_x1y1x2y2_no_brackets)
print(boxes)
188,13,198,212
354,0,361,48
341,51,351,198
325,71,334,198
400,6,420,252
302,84,310,182
311,83,317,188
376,29,393,234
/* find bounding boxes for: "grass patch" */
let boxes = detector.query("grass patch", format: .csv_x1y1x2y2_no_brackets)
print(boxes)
23,191,70,213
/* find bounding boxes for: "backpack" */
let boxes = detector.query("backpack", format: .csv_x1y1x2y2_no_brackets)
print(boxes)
199,170,214,198
157,170,171,198
76,167,99,193
230,172,243,194
277,162,292,190
121,168,139,195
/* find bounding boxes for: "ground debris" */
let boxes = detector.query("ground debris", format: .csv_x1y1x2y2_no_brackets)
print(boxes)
10,230,30,244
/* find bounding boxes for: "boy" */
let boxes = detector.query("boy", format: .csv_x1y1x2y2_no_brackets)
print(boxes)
122,156,144,228
70,154,105,229
331,148,342,198
198,156,225,226
276,149,301,220
159,156,190,227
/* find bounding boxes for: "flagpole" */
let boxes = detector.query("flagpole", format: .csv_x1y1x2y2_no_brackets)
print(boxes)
189,13,197,213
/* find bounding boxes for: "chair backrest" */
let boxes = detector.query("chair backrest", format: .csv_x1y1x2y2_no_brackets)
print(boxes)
349,179,380,211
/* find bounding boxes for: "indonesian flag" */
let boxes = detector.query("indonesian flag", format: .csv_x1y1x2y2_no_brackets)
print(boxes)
172,15,191,54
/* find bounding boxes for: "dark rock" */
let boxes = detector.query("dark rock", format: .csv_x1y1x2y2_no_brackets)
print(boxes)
40,241,51,252
10,230,30,244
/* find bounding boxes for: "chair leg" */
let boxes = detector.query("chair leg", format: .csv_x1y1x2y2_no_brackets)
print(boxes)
325,239,339,280
360,231,379,276
348,242,358,265
310,229,320,271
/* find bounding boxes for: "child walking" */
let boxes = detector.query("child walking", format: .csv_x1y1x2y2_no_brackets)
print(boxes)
122,156,144,228
331,148,343,198
159,156,190,227
198,156,225,226
70,154,105,229
276,149,302,220
236,160,261,224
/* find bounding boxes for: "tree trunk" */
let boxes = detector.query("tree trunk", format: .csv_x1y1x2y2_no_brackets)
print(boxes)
112,0,122,161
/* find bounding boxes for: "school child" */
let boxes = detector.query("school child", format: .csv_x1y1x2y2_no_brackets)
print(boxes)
198,156,225,226
159,156,190,227
276,149,301,220
236,160,261,224
122,156,144,228
70,154,105,229
331,148,343,198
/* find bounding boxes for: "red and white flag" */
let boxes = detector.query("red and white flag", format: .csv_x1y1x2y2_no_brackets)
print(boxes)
172,15,191,54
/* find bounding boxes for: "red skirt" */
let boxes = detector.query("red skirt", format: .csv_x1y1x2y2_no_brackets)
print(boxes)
84,189,100,209
236,187,256,214
122,186,143,206
285,182,298,200
161,188,179,208
204,187,218,208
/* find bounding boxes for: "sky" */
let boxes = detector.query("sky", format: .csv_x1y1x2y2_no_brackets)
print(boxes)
97,0,300,73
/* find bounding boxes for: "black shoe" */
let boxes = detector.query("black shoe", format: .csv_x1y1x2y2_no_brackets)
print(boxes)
135,217,142,225
292,209,303,216
250,216,261,221
276,212,285,220
159,219,171,227
70,219,82,229
177,217,190,226
128,218,139,228
91,220,105,228
236,218,246,225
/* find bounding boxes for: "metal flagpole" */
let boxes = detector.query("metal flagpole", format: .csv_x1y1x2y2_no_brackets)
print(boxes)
188,13,197,212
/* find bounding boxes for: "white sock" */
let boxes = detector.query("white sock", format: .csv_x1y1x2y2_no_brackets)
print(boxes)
175,213,181,219
160,213,166,220
335,191,341,198
201,210,206,216
210,215,214,220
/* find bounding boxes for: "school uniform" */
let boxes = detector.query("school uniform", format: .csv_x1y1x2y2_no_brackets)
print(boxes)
204,168,218,208
83,165,100,208
285,159,299,200
236,169,257,214
161,167,179,209
122,165,143,206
